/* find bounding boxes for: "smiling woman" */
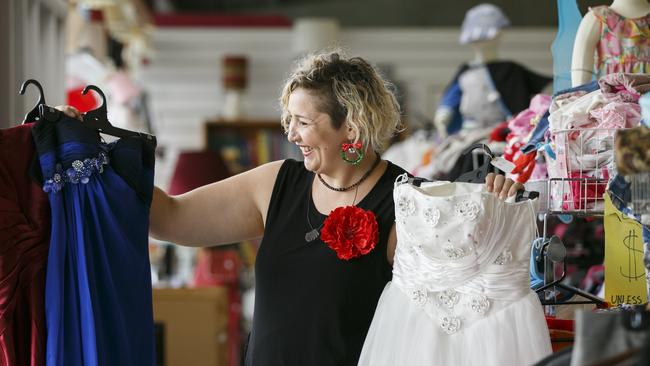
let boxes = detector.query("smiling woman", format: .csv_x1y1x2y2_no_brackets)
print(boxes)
238,51,409,365
148,50,522,366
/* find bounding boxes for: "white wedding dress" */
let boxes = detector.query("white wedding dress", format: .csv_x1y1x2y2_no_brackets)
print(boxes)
358,175,552,366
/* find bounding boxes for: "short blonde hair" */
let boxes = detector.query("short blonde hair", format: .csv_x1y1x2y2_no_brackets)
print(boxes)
280,51,402,153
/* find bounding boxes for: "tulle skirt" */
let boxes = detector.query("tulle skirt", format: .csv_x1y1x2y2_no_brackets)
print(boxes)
358,282,552,366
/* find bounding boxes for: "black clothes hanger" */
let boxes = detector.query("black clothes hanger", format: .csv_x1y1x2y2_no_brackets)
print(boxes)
19,79,46,124
454,143,493,184
535,236,606,306
81,85,155,142
452,142,540,201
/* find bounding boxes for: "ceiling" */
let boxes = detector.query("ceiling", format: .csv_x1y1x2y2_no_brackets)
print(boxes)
144,0,611,27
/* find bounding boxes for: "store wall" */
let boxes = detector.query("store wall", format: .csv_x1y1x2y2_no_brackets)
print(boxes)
1,0,66,128
141,26,554,187
141,27,553,147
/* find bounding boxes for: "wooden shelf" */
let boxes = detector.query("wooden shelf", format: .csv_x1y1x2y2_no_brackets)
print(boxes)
204,118,299,174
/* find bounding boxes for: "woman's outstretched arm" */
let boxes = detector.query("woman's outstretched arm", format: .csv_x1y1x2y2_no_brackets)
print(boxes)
150,160,283,247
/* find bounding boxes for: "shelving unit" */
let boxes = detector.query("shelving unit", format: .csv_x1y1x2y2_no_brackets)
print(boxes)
204,118,301,175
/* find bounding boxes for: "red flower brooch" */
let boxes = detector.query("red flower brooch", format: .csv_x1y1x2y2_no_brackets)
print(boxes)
320,205,378,260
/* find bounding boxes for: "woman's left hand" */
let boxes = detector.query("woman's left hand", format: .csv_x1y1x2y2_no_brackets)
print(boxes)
485,173,523,200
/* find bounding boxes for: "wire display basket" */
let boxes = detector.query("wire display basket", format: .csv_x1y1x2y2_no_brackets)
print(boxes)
544,128,620,215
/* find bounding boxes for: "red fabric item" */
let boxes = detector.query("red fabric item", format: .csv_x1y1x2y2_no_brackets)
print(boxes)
510,152,537,183
564,171,609,210
545,317,574,332
66,86,99,113
0,123,50,366
488,122,510,142
546,317,575,352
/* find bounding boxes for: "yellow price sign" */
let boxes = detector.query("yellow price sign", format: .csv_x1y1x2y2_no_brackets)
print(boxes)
604,194,647,305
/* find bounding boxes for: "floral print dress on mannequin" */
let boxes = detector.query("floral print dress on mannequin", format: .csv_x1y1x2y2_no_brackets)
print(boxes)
591,5,650,77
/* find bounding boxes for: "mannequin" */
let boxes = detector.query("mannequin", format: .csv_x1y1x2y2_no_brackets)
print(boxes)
434,35,501,137
433,4,551,139
469,34,501,64
571,0,650,86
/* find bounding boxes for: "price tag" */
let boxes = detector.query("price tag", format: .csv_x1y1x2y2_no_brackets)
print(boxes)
604,194,648,305
490,156,515,174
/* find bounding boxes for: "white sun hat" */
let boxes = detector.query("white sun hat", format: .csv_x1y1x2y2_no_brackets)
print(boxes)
459,3,510,45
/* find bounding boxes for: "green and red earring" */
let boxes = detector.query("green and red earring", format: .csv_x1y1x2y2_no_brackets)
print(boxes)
341,142,364,165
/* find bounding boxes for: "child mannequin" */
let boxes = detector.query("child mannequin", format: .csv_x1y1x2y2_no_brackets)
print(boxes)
433,4,551,139
426,4,551,182
433,34,501,137
571,0,650,86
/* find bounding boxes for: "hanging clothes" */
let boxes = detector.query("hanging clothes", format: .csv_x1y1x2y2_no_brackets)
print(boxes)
32,115,157,366
359,175,552,366
0,123,50,366
503,94,552,183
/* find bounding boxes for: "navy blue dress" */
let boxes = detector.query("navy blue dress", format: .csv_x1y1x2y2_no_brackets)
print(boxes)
32,115,156,366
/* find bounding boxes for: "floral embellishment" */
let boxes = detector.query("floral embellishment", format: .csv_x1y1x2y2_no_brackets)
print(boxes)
396,195,416,218
443,245,466,260
46,172,64,192
493,250,513,265
437,289,460,309
440,316,461,334
44,152,110,193
454,200,481,221
470,295,490,315
411,288,429,307
423,207,441,227
320,205,378,260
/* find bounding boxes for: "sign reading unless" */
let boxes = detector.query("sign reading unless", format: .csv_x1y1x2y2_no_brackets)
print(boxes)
604,194,648,305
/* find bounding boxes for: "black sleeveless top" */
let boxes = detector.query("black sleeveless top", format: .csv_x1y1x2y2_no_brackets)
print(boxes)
245,159,407,366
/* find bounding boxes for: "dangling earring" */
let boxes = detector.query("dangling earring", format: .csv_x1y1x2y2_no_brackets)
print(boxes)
341,141,364,165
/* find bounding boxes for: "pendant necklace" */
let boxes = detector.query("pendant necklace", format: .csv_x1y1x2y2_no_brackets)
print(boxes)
305,156,379,242
305,182,360,242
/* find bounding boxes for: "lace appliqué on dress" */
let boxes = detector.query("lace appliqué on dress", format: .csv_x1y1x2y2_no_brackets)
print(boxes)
443,245,466,260
411,288,429,307
396,195,416,219
423,207,441,227
440,316,461,335
437,289,460,309
469,295,491,315
44,151,110,193
454,200,481,221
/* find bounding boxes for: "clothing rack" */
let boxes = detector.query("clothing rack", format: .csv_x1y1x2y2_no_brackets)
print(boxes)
536,128,614,311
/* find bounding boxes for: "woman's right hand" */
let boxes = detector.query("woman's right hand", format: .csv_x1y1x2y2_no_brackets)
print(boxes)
55,105,82,120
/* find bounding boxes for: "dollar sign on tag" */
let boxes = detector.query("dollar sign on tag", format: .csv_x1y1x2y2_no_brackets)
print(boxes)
620,230,645,282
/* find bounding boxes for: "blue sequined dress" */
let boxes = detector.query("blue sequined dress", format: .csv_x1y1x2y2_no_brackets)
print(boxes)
32,115,156,366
